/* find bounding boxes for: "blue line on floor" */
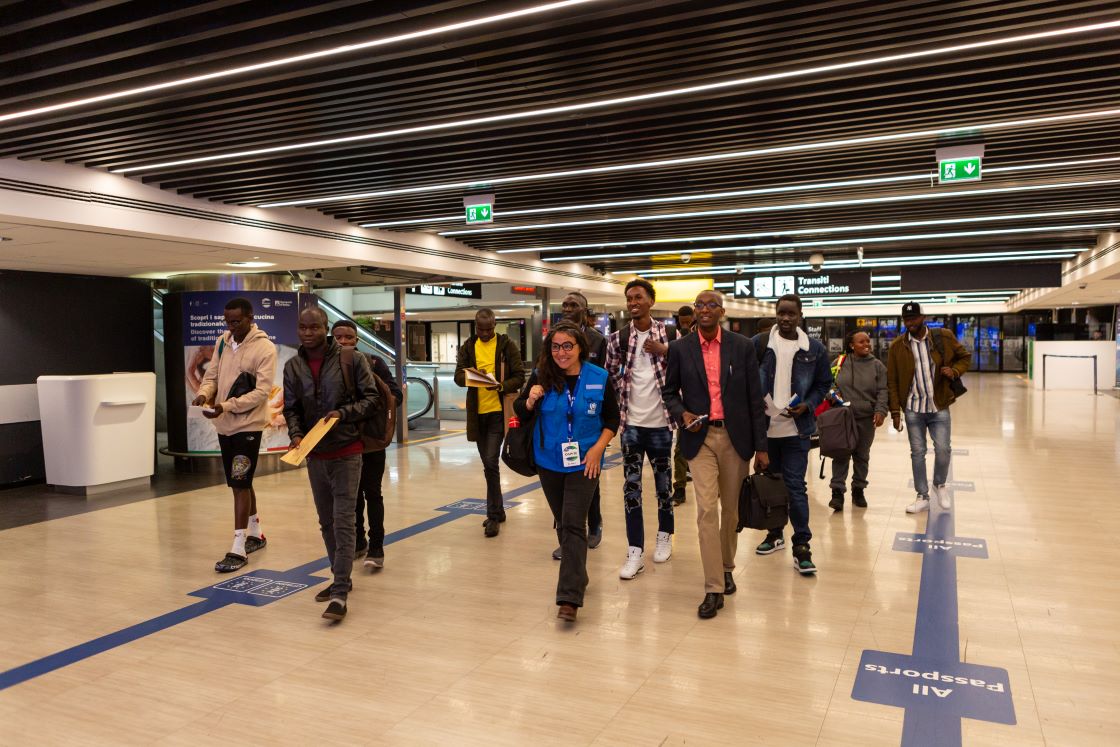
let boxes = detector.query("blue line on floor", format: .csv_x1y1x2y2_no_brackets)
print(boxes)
0,452,623,692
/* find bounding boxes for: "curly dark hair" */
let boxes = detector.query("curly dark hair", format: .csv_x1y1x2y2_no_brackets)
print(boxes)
535,321,589,392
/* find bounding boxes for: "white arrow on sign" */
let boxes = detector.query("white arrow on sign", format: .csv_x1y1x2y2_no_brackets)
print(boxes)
481,206,490,217
735,279,751,297
964,163,976,175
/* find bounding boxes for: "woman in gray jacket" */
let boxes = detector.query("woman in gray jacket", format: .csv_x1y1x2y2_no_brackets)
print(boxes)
828,331,889,510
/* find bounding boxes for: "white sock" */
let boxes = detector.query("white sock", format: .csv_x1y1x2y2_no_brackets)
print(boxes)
247,515,262,539
231,529,247,557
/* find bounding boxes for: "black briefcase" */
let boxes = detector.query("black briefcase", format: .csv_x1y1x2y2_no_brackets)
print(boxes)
737,471,789,532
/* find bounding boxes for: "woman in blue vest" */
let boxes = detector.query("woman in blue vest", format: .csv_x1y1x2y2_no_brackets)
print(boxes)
515,321,619,622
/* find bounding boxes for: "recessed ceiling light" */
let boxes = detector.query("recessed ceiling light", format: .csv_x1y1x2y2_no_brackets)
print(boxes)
259,106,1120,208
441,179,1120,237
114,20,1120,177
0,0,599,124
226,260,276,268
361,156,1120,228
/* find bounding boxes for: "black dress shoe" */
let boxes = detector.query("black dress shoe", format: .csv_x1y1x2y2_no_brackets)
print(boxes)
829,489,844,511
483,518,500,538
724,572,737,595
697,592,724,619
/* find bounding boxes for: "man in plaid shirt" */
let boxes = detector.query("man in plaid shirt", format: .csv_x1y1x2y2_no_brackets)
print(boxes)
606,278,678,580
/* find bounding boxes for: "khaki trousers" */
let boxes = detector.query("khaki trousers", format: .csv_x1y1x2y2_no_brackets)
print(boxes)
687,427,750,593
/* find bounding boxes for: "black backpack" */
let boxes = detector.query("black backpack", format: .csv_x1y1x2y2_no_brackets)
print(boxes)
339,347,396,452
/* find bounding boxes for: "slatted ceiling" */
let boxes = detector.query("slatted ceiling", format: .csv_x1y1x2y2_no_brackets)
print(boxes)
1,2,1119,283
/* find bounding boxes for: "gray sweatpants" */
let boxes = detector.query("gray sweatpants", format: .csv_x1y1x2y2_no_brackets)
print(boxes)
307,455,362,598
829,415,877,492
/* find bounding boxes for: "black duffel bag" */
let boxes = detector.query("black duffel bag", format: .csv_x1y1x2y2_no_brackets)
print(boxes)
737,470,790,532
500,410,539,477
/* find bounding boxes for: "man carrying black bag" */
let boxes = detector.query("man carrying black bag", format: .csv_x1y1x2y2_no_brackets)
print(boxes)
193,297,278,574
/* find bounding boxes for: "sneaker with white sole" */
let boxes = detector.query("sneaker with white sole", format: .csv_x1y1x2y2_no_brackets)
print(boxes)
619,546,645,579
363,552,384,569
755,534,785,555
934,484,952,511
906,495,930,514
652,531,672,563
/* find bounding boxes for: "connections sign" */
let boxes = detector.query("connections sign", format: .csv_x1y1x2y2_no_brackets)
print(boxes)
733,270,871,300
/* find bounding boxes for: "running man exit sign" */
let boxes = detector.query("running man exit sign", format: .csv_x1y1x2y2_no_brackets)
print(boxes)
938,157,982,183
465,204,493,224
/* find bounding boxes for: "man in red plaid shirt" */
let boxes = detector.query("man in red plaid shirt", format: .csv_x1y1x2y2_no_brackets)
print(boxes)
605,278,678,580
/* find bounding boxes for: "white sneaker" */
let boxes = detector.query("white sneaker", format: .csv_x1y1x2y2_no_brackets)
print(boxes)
906,496,930,514
652,531,672,563
934,484,952,511
619,547,645,579
363,554,384,569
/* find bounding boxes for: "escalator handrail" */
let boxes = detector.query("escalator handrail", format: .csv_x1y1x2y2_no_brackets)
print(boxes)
316,296,398,361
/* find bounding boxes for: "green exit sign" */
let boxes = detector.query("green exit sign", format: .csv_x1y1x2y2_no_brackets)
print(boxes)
939,157,982,183
465,204,493,224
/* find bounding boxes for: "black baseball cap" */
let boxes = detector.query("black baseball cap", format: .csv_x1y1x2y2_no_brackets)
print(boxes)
901,301,923,317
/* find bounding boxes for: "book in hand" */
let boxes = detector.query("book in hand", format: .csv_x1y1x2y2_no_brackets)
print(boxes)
464,368,500,388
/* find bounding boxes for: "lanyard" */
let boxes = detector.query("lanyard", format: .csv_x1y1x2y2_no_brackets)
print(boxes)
565,368,582,441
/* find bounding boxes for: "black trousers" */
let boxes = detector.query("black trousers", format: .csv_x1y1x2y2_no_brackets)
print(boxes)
355,449,387,552
538,467,599,607
476,411,506,521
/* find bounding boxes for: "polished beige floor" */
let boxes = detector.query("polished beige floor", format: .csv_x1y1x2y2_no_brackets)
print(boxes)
0,375,1116,745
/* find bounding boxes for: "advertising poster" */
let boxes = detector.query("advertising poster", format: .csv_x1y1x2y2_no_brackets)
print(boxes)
182,291,299,454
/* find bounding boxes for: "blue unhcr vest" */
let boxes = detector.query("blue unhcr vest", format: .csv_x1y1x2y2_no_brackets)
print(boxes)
533,363,609,473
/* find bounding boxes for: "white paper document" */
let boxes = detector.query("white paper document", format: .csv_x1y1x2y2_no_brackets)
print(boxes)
764,394,795,418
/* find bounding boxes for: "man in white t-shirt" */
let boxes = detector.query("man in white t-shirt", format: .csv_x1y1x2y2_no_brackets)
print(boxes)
605,279,678,580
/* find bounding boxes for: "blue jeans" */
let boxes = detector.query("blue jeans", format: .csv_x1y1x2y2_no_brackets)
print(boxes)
904,409,952,498
768,435,812,546
621,426,674,549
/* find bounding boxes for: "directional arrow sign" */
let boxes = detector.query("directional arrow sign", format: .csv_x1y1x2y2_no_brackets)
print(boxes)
734,279,751,298
938,157,982,183
465,203,494,224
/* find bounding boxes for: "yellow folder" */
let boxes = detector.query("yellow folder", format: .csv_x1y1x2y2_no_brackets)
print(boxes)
280,416,339,466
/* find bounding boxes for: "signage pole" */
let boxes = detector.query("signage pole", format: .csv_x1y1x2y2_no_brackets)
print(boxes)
393,286,407,445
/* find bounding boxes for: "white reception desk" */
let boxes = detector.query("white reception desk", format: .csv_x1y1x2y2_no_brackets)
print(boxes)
1031,341,1116,392
37,372,156,495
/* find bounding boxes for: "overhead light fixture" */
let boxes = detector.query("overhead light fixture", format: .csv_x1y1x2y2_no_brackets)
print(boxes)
440,179,1120,237
361,155,1120,228
257,106,1120,207
528,207,1120,259
0,0,599,125
627,248,1082,277
112,19,1120,176
226,260,276,268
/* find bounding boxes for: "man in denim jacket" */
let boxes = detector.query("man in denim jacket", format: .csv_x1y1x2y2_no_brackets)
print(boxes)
751,294,832,574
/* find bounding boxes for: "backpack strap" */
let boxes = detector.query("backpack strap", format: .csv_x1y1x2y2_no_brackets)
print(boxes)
618,323,631,370
339,346,360,401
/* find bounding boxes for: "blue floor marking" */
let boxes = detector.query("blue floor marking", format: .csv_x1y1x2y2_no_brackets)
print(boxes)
0,452,622,692
852,457,1016,745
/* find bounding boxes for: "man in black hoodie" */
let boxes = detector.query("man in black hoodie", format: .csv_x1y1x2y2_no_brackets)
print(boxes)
284,307,380,621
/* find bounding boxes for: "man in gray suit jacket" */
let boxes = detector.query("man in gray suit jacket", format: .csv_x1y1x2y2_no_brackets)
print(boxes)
662,290,768,619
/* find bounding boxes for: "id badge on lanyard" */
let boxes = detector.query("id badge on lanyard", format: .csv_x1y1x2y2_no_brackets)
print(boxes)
561,384,581,468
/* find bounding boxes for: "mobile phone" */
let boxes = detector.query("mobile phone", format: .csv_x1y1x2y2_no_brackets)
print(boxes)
690,413,710,428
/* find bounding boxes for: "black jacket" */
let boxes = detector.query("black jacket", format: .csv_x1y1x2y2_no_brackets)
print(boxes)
584,325,607,367
661,328,767,461
284,339,381,454
454,333,525,442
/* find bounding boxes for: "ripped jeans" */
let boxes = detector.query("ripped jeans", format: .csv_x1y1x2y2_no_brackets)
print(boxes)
621,425,674,550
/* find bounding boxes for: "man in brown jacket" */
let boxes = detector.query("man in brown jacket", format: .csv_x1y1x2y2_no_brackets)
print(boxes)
886,302,971,514
193,297,278,572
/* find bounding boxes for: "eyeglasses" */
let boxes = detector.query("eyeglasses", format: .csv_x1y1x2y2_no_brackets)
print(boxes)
693,301,723,311
550,342,576,352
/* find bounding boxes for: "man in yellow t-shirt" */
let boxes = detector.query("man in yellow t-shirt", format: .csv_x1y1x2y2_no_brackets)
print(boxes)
454,308,525,537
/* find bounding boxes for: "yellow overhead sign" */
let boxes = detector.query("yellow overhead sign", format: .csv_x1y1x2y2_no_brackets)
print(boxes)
650,278,714,303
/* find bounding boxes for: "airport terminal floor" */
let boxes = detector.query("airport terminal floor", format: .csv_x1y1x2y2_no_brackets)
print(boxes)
0,374,1116,746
